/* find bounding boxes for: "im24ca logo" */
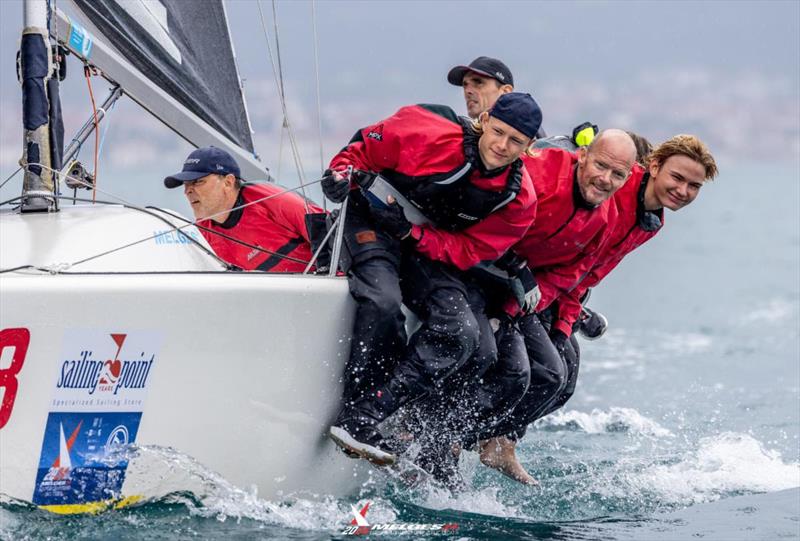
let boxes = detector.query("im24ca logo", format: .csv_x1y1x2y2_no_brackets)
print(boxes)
341,501,459,536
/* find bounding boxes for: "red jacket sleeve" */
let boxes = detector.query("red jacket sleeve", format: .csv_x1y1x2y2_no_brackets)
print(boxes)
550,253,619,336
534,220,609,311
329,105,452,176
410,175,537,270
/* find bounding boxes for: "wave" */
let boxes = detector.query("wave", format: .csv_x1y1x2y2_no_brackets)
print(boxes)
739,298,796,324
629,432,800,504
533,407,674,437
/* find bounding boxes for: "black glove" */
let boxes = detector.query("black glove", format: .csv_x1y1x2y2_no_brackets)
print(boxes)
368,200,412,239
497,251,540,312
550,329,568,357
516,266,541,313
495,250,527,275
321,169,350,203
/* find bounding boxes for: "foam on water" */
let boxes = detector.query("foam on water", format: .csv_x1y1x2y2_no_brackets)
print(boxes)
115,444,362,531
657,332,713,355
630,432,800,504
534,407,674,437
739,298,795,324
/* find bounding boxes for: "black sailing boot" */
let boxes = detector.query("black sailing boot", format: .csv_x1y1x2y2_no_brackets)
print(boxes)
577,307,608,340
329,382,406,466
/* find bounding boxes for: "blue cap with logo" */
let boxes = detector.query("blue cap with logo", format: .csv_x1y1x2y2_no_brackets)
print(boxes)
488,92,543,140
164,146,241,188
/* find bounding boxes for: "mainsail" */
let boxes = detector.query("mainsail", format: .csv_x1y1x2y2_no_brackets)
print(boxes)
68,0,255,154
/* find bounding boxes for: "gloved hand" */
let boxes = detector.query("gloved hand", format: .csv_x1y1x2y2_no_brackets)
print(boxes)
495,250,527,274
549,329,568,357
321,169,350,203
368,196,412,239
516,266,541,313
499,252,539,313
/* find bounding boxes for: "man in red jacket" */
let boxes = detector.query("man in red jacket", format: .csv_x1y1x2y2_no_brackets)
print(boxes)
479,134,718,484
321,93,542,465
164,146,322,272
426,130,637,484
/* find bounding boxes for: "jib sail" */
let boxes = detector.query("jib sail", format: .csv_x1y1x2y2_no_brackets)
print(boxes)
69,0,255,154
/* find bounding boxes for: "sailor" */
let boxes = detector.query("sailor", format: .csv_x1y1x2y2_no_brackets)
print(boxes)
447,56,514,119
321,92,542,465
420,130,634,484
164,146,323,272
568,130,653,339
448,56,548,141
480,134,718,484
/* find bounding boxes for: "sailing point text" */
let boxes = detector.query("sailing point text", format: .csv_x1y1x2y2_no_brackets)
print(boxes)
56,350,154,395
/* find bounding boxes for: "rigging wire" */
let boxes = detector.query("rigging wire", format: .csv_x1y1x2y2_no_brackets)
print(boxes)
66,182,324,270
83,65,100,203
255,0,310,212
5,161,328,271
310,0,325,175
0,167,23,190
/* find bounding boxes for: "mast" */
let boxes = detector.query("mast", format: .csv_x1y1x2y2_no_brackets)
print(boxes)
20,0,61,212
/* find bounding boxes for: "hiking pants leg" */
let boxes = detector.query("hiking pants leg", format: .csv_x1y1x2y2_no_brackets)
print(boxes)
480,312,568,440
350,255,481,423
538,334,581,418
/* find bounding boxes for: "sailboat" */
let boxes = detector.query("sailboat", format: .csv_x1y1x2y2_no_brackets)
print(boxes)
0,0,365,513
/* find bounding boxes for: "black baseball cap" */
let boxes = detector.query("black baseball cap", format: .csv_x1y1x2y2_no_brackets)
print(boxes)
447,56,514,87
488,92,543,139
164,146,241,188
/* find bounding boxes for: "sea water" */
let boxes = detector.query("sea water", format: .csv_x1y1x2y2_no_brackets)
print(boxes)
2,163,798,540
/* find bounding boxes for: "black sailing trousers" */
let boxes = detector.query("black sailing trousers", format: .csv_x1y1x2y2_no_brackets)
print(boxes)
477,311,581,441
336,201,484,427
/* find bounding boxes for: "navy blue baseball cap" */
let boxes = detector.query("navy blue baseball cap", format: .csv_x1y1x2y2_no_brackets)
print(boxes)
488,92,543,140
164,146,241,188
448,56,514,87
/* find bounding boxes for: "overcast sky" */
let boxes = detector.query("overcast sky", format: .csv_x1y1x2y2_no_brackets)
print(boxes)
1,0,798,210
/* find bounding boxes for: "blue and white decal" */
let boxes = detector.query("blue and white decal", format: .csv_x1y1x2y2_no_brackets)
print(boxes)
32,411,142,506
67,22,93,59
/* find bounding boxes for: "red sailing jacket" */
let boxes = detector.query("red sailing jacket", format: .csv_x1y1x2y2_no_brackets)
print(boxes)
507,148,616,315
198,183,323,273
329,104,537,270
551,167,663,336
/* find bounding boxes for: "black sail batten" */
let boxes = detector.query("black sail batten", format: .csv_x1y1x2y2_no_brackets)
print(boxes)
69,0,254,154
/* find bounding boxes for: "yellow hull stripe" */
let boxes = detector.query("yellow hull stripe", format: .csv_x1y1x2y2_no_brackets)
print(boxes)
39,495,143,514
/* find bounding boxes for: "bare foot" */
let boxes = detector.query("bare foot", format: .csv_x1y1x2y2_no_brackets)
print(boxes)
479,436,538,485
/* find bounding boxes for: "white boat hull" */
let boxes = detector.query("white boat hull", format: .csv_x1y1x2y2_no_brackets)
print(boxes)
0,206,366,512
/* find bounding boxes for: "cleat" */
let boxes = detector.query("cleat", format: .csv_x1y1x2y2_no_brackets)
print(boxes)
329,425,397,466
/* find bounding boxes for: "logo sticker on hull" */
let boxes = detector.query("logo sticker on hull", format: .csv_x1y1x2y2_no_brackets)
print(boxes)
32,411,142,506
33,330,162,508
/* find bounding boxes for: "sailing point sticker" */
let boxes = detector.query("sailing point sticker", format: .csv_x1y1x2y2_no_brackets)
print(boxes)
31,330,162,507
49,331,162,412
